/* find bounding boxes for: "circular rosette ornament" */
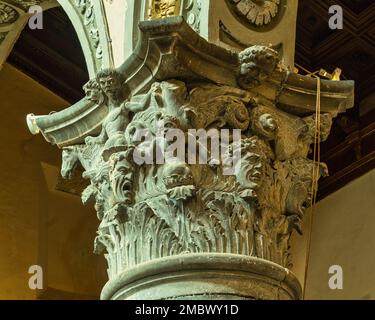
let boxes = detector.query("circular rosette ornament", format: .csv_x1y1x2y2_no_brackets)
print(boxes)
227,0,285,30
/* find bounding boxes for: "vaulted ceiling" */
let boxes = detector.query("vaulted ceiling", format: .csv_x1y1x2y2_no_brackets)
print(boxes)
6,0,375,199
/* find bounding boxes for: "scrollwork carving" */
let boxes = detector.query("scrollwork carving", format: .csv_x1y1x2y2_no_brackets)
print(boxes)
73,0,103,60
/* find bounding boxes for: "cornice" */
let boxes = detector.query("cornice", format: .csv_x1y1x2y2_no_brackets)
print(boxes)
27,16,354,148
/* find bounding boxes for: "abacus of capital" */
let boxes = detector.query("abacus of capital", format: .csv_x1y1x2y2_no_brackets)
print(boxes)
23,0,354,300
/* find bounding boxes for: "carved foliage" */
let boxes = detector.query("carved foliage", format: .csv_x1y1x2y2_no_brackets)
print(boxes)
60,59,333,278
73,0,103,59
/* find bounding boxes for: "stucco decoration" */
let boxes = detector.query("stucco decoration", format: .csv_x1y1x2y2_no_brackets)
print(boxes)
27,17,354,300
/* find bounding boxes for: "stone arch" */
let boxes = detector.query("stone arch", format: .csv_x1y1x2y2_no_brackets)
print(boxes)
56,0,113,77
0,0,113,77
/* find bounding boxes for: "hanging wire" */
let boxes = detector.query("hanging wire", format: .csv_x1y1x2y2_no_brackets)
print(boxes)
303,76,321,299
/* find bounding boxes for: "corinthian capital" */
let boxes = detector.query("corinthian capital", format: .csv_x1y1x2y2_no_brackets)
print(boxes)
26,17,354,300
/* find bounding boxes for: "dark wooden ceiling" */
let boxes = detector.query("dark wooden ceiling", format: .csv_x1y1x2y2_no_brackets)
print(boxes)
7,1,375,199
7,8,88,102
295,0,375,198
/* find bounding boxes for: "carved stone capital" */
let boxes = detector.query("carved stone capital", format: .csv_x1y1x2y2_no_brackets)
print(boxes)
27,17,354,300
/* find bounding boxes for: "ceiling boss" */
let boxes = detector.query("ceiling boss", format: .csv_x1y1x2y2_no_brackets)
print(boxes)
148,0,181,19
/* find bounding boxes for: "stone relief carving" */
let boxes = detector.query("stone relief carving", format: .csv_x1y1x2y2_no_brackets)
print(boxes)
58,45,335,280
85,69,129,155
21,11,354,300
73,0,103,60
0,3,19,25
227,0,283,28
237,45,280,89
148,0,181,19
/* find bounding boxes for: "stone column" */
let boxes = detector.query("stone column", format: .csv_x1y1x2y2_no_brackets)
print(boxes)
26,2,354,300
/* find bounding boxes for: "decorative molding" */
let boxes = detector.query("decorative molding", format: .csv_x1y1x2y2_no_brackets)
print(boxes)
72,0,103,61
101,254,302,300
27,18,354,149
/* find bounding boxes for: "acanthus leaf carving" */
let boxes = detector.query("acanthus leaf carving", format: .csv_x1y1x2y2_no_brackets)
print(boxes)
54,45,347,282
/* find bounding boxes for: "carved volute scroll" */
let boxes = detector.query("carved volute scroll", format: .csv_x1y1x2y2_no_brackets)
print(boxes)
27,17,354,300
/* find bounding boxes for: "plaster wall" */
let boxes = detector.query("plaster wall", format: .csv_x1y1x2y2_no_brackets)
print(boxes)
0,64,107,300
291,169,375,299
